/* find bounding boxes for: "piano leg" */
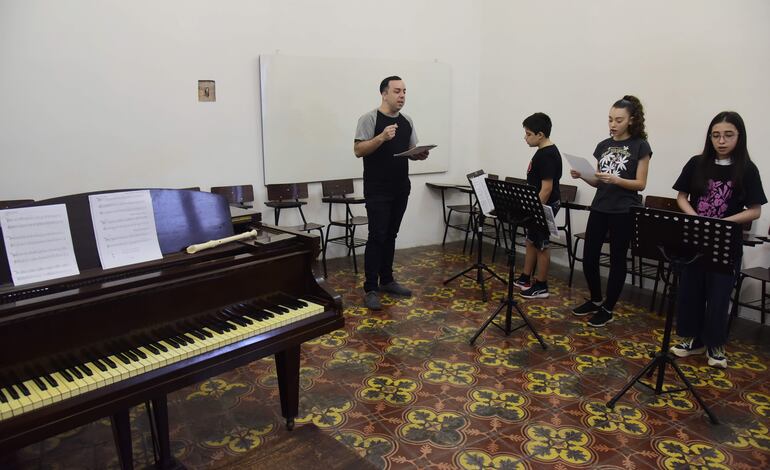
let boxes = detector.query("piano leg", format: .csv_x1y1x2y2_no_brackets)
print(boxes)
111,409,134,470
275,345,301,430
148,396,186,470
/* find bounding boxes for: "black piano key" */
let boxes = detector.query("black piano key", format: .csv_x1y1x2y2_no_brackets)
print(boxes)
221,311,249,327
144,343,160,355
132,347,147,359
5,385,20,400
276,293,305,308
101,356,117,369
189,329,206,340
163,337,181,349
115,352,132,365
153,341,168,352
123,350,139,362
76,362,93,377
68,366,83,380
265,301,289,314
92,358,108,373
31,376,47,392
15,382,30,397
59,368,74,382
0,388,7,403
43,374,58,387
197,326,214,338
171,334,189,346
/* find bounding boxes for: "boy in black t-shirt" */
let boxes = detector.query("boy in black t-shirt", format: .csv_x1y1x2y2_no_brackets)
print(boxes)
514,113,562,299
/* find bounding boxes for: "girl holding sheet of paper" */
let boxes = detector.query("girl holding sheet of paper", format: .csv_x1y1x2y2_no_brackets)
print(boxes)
569,95,652,327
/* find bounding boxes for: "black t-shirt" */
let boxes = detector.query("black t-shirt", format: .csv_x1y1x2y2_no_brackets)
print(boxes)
361,111,413,196
526,144,562,206
673,155,767,218
590,137,652,213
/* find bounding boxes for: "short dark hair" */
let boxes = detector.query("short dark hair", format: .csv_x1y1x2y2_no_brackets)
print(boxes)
522,112,552,137
379,76,402,94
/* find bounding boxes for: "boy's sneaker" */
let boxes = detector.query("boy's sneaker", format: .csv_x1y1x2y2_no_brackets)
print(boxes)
572,299,601,316
513,274,531,290
588,307,613,327
707,346,727,369
521,282,549,299
364,291,382,310
670,337,706,358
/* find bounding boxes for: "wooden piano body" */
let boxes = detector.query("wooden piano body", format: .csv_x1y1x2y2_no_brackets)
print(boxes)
0,189,344,469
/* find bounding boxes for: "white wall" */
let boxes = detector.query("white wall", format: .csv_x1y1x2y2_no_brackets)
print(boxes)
0,0,482,258
477,0,770,277
2,0,769,284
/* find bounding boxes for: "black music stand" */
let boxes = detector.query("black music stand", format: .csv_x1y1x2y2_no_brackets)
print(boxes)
607,207,742,425
443,170,506,301
469,179,549,348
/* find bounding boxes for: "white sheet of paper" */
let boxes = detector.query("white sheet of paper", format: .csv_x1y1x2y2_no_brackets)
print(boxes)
393,144,437,157
563,152,598,185
0,204,80,285
542,204,559,237
89,191,162,269
470,173,495,216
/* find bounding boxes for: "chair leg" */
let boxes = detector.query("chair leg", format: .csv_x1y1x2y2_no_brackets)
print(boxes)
317,228,327,278
351,225,358,274
462,215,473,253
442,209,452,246
728,273,745,334
762,280,767,325
568,238,580,287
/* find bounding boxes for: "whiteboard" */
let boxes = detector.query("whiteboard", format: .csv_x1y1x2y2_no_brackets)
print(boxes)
259,55,451,185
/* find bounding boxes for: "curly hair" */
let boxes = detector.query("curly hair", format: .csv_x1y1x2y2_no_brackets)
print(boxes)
612,95,647,140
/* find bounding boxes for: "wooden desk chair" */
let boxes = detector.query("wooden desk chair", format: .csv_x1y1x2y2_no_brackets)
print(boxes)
210,185,254,209
550,183,578,266
321,179,367,274
729,224,770,331
0,200,34,209
264,183,326,272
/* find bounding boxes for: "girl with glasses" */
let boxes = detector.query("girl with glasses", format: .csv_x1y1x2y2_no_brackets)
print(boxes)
670,111,767,368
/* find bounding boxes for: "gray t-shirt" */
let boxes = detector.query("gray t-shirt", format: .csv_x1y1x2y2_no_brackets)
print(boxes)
355,109,418,146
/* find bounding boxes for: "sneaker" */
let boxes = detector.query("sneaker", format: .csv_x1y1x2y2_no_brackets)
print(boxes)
572,299,601,316
521,282,549,299
513,274,531,290
588,307,613,327
670,337,706,358
379,281,412,297
364,291,382,310
707,346,727,369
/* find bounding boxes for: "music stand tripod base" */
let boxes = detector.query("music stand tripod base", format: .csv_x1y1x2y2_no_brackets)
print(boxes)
606,207,741,426
469,178,549,349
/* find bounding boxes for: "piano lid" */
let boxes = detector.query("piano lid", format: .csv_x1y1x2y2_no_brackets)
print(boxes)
0,189,235,285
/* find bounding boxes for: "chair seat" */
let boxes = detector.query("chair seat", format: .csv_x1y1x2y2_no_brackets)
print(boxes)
265,200,306,209
322,196,366,204
330,216,368,226
741,267,770,283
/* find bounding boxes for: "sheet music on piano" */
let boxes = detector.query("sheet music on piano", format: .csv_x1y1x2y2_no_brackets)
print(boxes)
89,190,163,269
0,204,80,285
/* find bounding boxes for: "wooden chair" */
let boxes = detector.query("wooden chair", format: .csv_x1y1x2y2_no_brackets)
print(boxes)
264,183,326,272
321,179,367,274
210,185,254,209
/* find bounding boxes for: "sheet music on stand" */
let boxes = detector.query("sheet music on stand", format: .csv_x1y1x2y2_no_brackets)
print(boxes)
0,204,80,285
89,190,163,269
468,172,494,216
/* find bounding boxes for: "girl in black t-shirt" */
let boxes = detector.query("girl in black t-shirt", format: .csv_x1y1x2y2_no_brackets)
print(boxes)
670,111,766,369
570,95,652,327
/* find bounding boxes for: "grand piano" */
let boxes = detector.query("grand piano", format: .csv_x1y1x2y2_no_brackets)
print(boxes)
0,189,344,469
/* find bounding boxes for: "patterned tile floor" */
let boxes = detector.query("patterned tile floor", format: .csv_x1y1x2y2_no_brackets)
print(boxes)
6,242,770,469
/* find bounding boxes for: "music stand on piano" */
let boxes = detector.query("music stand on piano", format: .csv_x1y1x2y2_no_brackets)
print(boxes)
606,207,742,425
469,178,549,349
443,170,506,301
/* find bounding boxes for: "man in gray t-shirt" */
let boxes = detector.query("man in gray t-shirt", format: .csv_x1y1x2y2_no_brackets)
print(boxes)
353,76,429,310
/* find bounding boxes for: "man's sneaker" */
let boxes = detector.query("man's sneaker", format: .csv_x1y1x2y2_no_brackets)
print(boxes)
670,337,706,358
587,307,613,327
572,299,601,316
521,282,549,299
364,291,382,310
707,346,727,369
513,274,531,290
379,281,412,297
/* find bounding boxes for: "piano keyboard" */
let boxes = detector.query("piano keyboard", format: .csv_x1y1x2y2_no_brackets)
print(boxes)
0,294,325,421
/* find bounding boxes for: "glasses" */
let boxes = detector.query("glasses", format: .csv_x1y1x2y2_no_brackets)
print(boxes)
710,132,738,141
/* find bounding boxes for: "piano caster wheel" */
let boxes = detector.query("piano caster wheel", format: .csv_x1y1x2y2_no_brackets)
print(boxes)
286,418,295,431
